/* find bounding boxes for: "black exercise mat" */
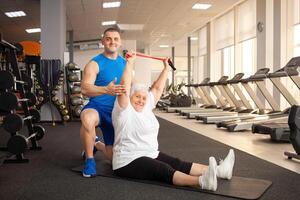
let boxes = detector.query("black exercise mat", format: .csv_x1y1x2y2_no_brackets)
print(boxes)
71,153,272,200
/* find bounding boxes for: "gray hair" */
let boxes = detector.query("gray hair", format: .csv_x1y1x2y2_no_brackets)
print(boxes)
130,83,149,96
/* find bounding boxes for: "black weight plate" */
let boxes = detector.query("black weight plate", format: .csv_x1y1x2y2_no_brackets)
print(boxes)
33,125,45,141
0,92,18,111
0,70,14,90
3,114,24,133
7,135,27,154
29,108,41,123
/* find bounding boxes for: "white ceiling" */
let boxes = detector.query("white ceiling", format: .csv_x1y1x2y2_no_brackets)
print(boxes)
0,0,241,50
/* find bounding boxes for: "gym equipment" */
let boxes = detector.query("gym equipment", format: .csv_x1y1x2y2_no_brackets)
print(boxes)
1,37,43,163
66,62,80,70
70,96,83,105
51,90,59,95
63,115,70,121
284,105,300,160
59,104,66,110
199,72,269,124
73,105,83,117
72,152,272,200
190,73,258,122
71,85,81,94
0,70,33,90
0,110,40,133
7,125,45,154
68,73,80,82
61,109,69,115
216,67,287,132
37,90,44,95
124,51,176,71
0,92,37,111
51,96,59,102
252,57,300,141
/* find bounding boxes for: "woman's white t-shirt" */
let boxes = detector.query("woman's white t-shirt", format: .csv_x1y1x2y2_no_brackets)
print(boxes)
112,92,160,170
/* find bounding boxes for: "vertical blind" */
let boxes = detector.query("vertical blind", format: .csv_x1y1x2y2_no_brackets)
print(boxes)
294,0,300,25
214,10,234,50
198,26,207,56
237,0,256,42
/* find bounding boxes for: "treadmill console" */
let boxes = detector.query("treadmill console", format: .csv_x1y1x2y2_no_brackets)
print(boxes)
285,56,300,68
285,66,300,76
201,77,210,84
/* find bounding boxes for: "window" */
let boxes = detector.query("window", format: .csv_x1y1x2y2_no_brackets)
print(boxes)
294,24,300,56
241,38,256,77
223,46,235,78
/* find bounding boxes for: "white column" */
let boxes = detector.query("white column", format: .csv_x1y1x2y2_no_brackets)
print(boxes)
41,0,66,61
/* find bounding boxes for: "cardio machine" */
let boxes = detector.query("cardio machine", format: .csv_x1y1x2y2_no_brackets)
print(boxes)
252,57,300,141
284,105,300,160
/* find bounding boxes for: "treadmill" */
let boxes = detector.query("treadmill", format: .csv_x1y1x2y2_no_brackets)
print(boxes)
182,76,239,119
216,67,286,132
252,57,300,141
199,72,263,124
193,73,257,121
179,76,233,118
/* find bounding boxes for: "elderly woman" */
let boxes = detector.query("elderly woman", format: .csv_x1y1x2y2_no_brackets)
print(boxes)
110,53,235,191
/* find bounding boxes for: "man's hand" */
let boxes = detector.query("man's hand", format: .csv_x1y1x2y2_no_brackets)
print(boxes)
106,78,127,96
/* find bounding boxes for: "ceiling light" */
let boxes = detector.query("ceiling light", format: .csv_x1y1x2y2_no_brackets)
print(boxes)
26,28,41,33
192,3,212,10
117,24,144,30
102,21,116,26
159,45,169,48
103,1,121,8
190,37,198,41
5,11,26,18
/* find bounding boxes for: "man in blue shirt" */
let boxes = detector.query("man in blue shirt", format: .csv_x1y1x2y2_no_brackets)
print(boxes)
80,27,126,177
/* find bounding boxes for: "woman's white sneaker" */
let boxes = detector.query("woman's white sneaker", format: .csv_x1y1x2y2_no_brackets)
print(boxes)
199,157,217,191
217,149,235,180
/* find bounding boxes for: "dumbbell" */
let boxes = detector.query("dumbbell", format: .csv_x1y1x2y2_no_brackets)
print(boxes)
37,96,44,102
52,96,59,102
67,62,80,70
71,85,81,94
7,125,45,154
61,109,69,115
73,105,83,117
59,104,66,110
0,70,33,90
68,73,80,82
52,90,59,95
71,96,83,105
37,90,44,95
0,109,40,133
0,92,37,111
63,115,70,121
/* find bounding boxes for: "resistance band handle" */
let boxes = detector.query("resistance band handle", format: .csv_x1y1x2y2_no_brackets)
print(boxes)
167,59,176,71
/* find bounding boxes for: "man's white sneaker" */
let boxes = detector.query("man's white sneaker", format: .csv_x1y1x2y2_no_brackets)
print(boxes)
217,149,235,180
199,157,217,191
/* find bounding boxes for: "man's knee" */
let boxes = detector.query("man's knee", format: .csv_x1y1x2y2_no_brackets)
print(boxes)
81,109,99,131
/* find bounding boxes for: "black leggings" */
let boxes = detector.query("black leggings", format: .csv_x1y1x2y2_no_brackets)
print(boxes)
114,152,193,184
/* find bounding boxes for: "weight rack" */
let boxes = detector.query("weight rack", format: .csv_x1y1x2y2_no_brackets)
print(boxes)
0,37,43,163
65,62,84,121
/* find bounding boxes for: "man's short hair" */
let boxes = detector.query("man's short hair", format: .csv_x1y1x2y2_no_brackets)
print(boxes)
103,27,121,36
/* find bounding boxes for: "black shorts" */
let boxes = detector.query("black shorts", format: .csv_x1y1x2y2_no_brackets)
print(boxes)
114,152,193,184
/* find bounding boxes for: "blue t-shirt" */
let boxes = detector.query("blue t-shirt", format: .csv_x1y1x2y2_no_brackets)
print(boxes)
89,53,126,109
